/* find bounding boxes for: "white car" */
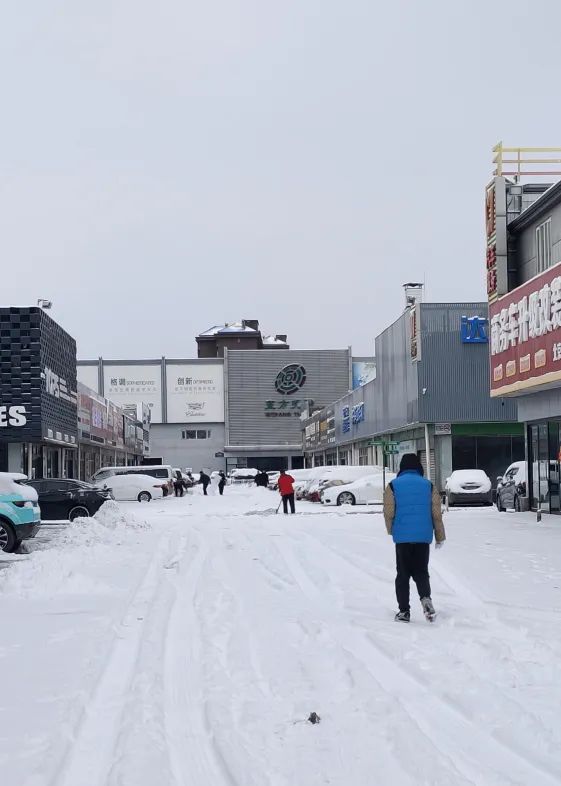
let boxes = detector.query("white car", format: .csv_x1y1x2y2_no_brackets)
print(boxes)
445,469,493,507
100,473,165,503
321,473,395,506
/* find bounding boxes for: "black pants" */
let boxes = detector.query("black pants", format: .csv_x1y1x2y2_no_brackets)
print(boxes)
202,483,209,496
218,483,225,496
174,483,184,497
282,493,295,514
395,543,431,612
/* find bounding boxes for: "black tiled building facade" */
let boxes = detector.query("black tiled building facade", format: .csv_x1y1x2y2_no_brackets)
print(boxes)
0,307,77,476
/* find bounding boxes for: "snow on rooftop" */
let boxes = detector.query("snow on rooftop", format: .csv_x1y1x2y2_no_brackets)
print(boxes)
199,322,258,337
262,335,288,345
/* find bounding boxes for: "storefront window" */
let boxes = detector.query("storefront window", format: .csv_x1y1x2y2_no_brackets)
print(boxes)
45,447,60,479
32,445,44,479
358,447,369,466
538,423,549,511
548,423,560,513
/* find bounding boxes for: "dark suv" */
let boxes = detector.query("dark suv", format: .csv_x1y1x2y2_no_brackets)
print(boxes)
25,479,112,522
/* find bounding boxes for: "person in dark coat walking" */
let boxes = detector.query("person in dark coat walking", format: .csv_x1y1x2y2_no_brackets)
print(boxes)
254,470,268,488
383,453,446,623
218,471,226,495
199,470,211,496
173,470,184,497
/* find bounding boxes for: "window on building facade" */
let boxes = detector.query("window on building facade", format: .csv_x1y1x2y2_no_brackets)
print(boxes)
536,218,552,273
358,446,369,466
181,429,211,440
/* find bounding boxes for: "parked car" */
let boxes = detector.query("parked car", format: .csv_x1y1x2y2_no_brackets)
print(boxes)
321,472,395,506
230,468,259,483
496,461,527,511
24,478,112,521
99,473,165,502
91,465,174,495
445,470,493,507
0,473,41,553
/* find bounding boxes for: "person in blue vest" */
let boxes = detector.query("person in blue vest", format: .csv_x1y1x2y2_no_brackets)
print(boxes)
383,453,446,622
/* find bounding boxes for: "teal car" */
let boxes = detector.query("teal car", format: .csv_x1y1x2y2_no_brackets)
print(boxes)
0,474,41,553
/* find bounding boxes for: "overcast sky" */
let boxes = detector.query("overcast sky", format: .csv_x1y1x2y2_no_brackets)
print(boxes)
1,1,558,358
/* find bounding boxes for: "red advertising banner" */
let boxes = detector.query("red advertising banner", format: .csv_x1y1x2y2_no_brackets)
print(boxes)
489,261,561,396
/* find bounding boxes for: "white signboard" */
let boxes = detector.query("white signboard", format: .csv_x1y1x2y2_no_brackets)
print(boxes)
166,364,224,423
435,423,452,436
103,365,162,423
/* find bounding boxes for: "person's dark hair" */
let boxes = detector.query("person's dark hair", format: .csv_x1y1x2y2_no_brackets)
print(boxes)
280,469,285,474
398,453,424,476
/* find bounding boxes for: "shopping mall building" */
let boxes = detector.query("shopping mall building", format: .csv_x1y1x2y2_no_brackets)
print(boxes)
302,301,522,491
487,146,561,512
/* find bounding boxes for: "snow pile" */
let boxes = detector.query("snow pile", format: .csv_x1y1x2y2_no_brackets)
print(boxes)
0,502,151,598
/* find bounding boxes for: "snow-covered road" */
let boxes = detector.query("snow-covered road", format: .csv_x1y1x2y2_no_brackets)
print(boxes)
2,487,561,786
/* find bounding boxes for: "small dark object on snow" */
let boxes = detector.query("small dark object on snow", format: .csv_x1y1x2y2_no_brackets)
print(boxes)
308,712,321,725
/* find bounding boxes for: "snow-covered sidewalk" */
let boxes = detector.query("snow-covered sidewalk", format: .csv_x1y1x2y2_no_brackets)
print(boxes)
2,488,561,785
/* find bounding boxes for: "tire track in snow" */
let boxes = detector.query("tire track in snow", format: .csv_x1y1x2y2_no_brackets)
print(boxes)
163,531,238,786
306,530,561,771
50,535,176,786
274,533,561,786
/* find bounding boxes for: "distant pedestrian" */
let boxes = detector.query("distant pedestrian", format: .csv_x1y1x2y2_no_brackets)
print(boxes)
218,471,226,495
383,453,446,623
173,469,185,497
278,470,296,514
255,470,269,488
199,470,211,496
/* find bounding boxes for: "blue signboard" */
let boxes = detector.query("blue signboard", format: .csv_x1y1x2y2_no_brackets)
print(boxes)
461,316,488,344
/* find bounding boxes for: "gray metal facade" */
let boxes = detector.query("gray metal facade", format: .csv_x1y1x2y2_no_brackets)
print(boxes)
317,303,518,449
226,349,351,450
417,303,517,423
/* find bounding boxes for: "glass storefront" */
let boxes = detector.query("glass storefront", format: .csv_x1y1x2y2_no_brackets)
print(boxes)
528,421,561,512
452,434,524,490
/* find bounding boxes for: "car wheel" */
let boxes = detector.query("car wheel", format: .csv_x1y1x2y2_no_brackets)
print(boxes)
138,491,152,502
69,506,90,522
0,519,17,553
337,491,356,506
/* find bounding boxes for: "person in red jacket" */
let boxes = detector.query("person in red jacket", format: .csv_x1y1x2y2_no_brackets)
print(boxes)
278,469,296,514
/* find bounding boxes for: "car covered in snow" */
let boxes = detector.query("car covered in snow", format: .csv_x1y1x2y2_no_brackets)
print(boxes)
320,472,396,506
91,465,174,495
445,469,493,507
99,473,165,502
291,466,384,502
496,461,527,511
229,468,259,484
0,473,41,552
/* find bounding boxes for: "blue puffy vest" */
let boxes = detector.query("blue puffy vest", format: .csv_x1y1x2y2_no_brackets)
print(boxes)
390,470,434,544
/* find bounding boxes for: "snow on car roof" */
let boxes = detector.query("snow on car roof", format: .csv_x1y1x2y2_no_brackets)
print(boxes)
104,474,161,485
449,469,490,480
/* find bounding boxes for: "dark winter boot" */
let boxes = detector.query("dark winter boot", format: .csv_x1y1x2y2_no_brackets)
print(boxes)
394,611,410,623
421,597,436,622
